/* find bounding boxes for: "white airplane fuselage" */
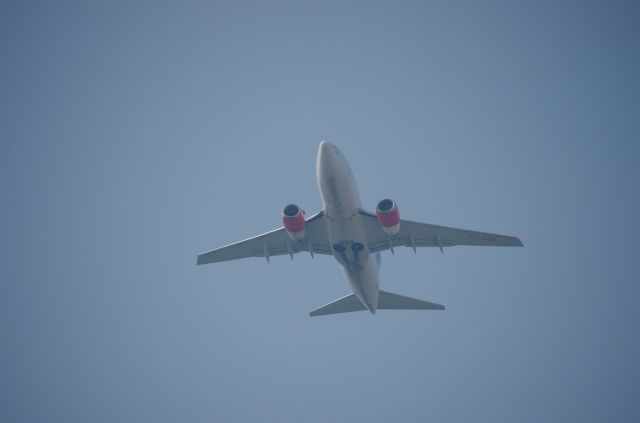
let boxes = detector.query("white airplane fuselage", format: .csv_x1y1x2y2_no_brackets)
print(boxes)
197,140,522,316
316,141,380,313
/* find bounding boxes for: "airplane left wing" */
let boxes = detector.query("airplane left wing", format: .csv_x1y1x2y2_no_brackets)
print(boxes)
359,210,523,253
197,211,331,265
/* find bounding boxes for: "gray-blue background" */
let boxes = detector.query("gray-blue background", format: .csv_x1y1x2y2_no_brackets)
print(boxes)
2,1,639,422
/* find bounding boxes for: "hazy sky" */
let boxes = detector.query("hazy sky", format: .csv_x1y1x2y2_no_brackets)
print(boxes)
2,1,639,422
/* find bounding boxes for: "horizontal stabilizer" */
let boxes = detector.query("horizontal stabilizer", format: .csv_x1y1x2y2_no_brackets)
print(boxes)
309,293,367,317
378,290,445,311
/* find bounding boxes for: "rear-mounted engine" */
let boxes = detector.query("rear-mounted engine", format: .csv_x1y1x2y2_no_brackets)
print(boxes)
376,199,400,236
282,204,305,240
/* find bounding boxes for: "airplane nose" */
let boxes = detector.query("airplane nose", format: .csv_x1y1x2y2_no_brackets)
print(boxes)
317,140,334,167
318,140,333,156
317,140,335,187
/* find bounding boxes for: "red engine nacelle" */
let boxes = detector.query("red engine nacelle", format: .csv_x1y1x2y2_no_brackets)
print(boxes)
282,204,305,240
376,199,400,236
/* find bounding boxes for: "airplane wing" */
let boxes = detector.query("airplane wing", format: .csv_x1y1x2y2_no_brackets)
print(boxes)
358,210,523,253
197,211,331,265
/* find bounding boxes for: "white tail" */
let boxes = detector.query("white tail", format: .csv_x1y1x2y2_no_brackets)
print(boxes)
309,290,444,317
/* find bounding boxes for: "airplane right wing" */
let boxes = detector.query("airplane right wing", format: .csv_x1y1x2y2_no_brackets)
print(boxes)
359,210,523,253
197,211,332,265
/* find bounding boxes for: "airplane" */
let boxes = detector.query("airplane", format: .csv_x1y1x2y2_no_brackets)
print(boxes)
197,140,523,316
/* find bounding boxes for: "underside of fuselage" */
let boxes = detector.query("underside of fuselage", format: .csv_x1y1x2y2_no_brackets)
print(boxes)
197,140,521,316
316,141,380,312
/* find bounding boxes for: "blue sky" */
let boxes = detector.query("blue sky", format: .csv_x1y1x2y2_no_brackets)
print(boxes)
2,1,639,422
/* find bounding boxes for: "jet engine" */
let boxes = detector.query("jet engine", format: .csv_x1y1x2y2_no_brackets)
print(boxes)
376,199,400,236
282,204,306,240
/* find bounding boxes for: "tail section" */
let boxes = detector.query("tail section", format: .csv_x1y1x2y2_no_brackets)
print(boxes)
377,290,445,311
309,290,445,316
309,293,367,316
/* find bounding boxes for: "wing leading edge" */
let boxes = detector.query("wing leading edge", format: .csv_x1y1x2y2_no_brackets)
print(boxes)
197,211,331,265
359,210,523,253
